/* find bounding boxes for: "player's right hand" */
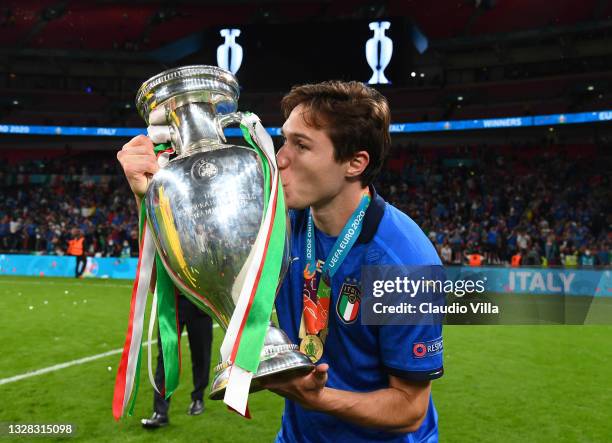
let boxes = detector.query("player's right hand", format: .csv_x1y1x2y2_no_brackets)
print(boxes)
117,134,159,198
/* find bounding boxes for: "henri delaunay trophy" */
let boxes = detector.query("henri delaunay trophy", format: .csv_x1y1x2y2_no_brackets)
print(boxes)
113,65,313,419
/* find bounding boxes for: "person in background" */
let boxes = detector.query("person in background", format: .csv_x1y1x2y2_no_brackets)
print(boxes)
511,250,522,267
141,294,213,429
66,228,86,278
466,248,485,267
439,239,453,265
523,245,541,266
562,246,579,267
580,247,595,267
596,242,610,267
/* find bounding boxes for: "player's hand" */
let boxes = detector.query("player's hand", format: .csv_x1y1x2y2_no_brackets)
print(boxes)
146,107,171,145
116,108,172,198
263,363,329,410
116,135,159,198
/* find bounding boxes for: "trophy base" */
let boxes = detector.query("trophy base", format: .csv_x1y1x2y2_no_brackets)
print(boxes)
209,324,315,400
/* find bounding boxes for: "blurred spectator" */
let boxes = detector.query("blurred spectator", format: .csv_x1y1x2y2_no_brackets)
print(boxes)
580,248,595,267
120,240,131,258
562,246,579,267
466,251,485,267
440,240,453,265
544,233,559,265
523,245,541,266
511,251,522,267
66,228,86,278
596,243,610,266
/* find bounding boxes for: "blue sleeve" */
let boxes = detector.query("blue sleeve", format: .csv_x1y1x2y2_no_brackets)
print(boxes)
378,323,444,381
370,205,444,380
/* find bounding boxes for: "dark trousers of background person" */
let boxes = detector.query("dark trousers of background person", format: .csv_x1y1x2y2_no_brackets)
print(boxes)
75,255,86,278
153,295,213,416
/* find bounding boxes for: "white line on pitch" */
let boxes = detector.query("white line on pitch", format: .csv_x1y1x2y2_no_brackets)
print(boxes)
0,325,220,386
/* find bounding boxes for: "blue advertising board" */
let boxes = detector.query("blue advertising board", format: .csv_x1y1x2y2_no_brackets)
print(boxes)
2,109,611,138
1,255,610,297
0,254,138,280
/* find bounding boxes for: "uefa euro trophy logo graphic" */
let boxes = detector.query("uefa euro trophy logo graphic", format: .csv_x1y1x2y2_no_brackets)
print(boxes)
217,29,243,75
366,21,393,85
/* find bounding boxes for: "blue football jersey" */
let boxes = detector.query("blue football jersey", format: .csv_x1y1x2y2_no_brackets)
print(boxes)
274,189,444,443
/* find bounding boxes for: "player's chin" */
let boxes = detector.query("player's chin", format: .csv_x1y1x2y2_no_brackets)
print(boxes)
284,194,308,211
285,199,308,210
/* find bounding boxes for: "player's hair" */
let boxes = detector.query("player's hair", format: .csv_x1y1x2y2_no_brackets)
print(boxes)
280,80,391,186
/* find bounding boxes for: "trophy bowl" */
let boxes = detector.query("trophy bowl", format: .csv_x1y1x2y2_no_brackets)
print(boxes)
136,65,313,400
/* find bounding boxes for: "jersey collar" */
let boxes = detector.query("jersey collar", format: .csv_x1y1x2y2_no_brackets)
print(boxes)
356,185,385,244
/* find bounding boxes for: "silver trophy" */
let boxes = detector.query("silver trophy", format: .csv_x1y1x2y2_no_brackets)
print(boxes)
136,65,313,400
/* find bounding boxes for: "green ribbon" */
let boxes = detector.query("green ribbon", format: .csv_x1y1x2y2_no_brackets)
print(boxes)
234,118,286,373
151,143,180,400
155,255,180,399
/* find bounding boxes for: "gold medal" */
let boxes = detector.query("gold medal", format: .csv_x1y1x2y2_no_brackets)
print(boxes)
299,334,324,363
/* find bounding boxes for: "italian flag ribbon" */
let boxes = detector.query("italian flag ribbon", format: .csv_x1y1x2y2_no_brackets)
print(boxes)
220,113,286,416
112,145,181,420
113,113,284,419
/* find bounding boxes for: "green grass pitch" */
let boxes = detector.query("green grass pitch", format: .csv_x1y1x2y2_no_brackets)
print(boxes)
0,276,610,442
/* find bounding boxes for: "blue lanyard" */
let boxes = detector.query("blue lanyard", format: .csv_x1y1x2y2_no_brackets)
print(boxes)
304,193,371,282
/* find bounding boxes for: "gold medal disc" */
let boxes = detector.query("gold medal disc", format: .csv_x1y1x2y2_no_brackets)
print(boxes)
299,334,324,363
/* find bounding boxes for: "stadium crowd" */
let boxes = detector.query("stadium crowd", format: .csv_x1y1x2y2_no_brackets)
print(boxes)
0,155,140,258
376,144,610,268
0,145,610,267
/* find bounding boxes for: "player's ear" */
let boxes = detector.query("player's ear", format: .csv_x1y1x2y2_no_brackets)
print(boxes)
346,150,369,179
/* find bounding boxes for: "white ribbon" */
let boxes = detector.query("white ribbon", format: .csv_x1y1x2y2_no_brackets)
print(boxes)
221,113,280,415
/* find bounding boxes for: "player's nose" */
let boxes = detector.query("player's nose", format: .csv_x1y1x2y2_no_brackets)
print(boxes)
276,146,290,169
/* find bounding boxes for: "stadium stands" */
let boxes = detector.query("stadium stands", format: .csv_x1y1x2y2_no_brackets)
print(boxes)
377,143,611,267
4,69,612,128
0,152,138,258
0,144,609,268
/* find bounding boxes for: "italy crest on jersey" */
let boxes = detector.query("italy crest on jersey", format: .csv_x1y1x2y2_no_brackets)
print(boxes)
336,278,361,324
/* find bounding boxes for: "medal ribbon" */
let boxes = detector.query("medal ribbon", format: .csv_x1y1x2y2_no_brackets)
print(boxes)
302,192,371,336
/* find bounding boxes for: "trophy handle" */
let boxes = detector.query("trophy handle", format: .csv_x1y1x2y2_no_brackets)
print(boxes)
215,111,244,143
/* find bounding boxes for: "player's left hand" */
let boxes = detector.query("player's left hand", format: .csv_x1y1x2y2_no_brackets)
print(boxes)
263,363,329,410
